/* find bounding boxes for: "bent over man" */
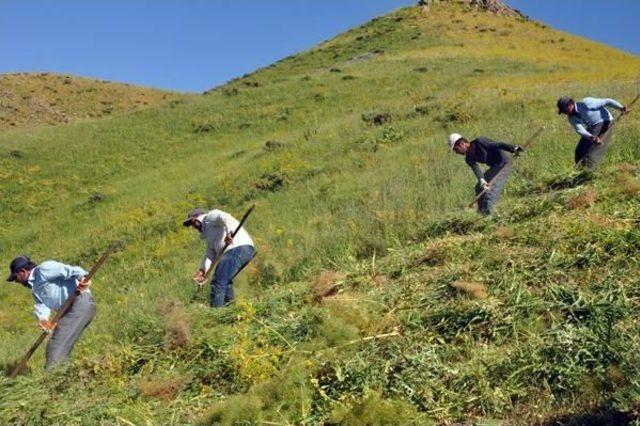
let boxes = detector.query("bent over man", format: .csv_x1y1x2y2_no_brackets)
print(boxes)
557,96,629,168
448,133,524,216
184,208,255,307
7,256,95,370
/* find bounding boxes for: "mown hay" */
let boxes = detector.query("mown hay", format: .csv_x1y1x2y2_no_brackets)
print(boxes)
157,299,191,350
567,189,597,209
615,172,640,197
138,375,186,400
451,280,487,299
494,225,516,239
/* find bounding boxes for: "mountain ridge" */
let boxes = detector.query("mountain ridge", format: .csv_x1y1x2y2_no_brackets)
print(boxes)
0,72,186,130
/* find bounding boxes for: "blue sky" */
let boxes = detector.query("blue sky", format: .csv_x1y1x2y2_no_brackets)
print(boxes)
1,1,638,93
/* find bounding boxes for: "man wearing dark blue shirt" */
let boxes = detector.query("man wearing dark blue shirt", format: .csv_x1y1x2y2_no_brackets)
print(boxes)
448,133,523,215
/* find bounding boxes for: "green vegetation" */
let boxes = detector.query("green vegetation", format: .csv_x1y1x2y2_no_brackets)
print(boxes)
1,1,639,424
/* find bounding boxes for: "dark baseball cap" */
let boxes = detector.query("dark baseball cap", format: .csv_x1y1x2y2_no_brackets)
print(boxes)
7,255,32,282
557,96,573,114
182,207,206,227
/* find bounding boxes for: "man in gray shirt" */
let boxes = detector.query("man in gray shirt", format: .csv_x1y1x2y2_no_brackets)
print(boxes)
557,96,629,168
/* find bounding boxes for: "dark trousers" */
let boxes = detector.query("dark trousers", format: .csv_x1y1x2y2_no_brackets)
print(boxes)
475,161,512,216
210,245,255,308
45,292,96,370
575,121,612,168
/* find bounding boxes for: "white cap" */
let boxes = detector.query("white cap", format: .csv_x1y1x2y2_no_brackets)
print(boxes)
447,133,463,151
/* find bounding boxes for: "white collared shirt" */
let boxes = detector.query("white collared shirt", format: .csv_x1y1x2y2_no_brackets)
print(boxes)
199,209,254,271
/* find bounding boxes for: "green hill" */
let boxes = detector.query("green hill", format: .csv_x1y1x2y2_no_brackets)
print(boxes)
1,1,639,424
0,72,185,130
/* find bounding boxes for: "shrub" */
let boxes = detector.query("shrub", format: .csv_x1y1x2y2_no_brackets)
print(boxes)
362,111,392,126
193,123,215,133
254,172,288,192
263,140,288,152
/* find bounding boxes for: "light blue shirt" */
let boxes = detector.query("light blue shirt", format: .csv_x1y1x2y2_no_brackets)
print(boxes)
27,261,89,321
569,97,623,138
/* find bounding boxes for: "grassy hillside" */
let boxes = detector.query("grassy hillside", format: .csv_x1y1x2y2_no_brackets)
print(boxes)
1,1,639,424
0,72,185,130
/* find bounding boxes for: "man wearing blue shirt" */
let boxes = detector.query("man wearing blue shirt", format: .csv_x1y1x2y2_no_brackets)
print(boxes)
557,96,629,168
7,256,95,370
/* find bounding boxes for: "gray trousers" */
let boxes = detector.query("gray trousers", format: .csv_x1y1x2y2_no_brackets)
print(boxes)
575,121,612,169
45,292,96,370
475,161,512,216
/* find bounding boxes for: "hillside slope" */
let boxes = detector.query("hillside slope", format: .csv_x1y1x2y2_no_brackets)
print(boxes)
1,1,639,424
0,72,185,130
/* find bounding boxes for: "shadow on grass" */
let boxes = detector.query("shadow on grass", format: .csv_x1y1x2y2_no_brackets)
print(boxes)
544,408,637,426
521,171,595,196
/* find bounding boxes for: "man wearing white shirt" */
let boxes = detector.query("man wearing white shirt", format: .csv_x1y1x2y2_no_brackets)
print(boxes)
183,208,255,307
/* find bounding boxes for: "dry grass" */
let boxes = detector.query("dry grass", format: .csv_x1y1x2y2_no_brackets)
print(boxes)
567,189,597,209
138,376,186,400
615,172,640,197
157,299,191,350
312,270,347,301
616,162,637,174
494,226,515,239
450,280,487,299
372,274,390,286
410,247,449,268
0,72,184,129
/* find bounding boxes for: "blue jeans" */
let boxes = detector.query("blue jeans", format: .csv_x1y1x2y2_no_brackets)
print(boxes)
210,245,255,308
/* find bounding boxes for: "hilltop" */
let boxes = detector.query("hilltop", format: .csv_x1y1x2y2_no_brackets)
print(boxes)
0,1,639,424
0,72,185,130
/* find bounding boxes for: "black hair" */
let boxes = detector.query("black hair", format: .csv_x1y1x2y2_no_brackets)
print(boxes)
22,261,37,271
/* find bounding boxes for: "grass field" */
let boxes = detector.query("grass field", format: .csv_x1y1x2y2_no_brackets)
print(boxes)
1,1,639,424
